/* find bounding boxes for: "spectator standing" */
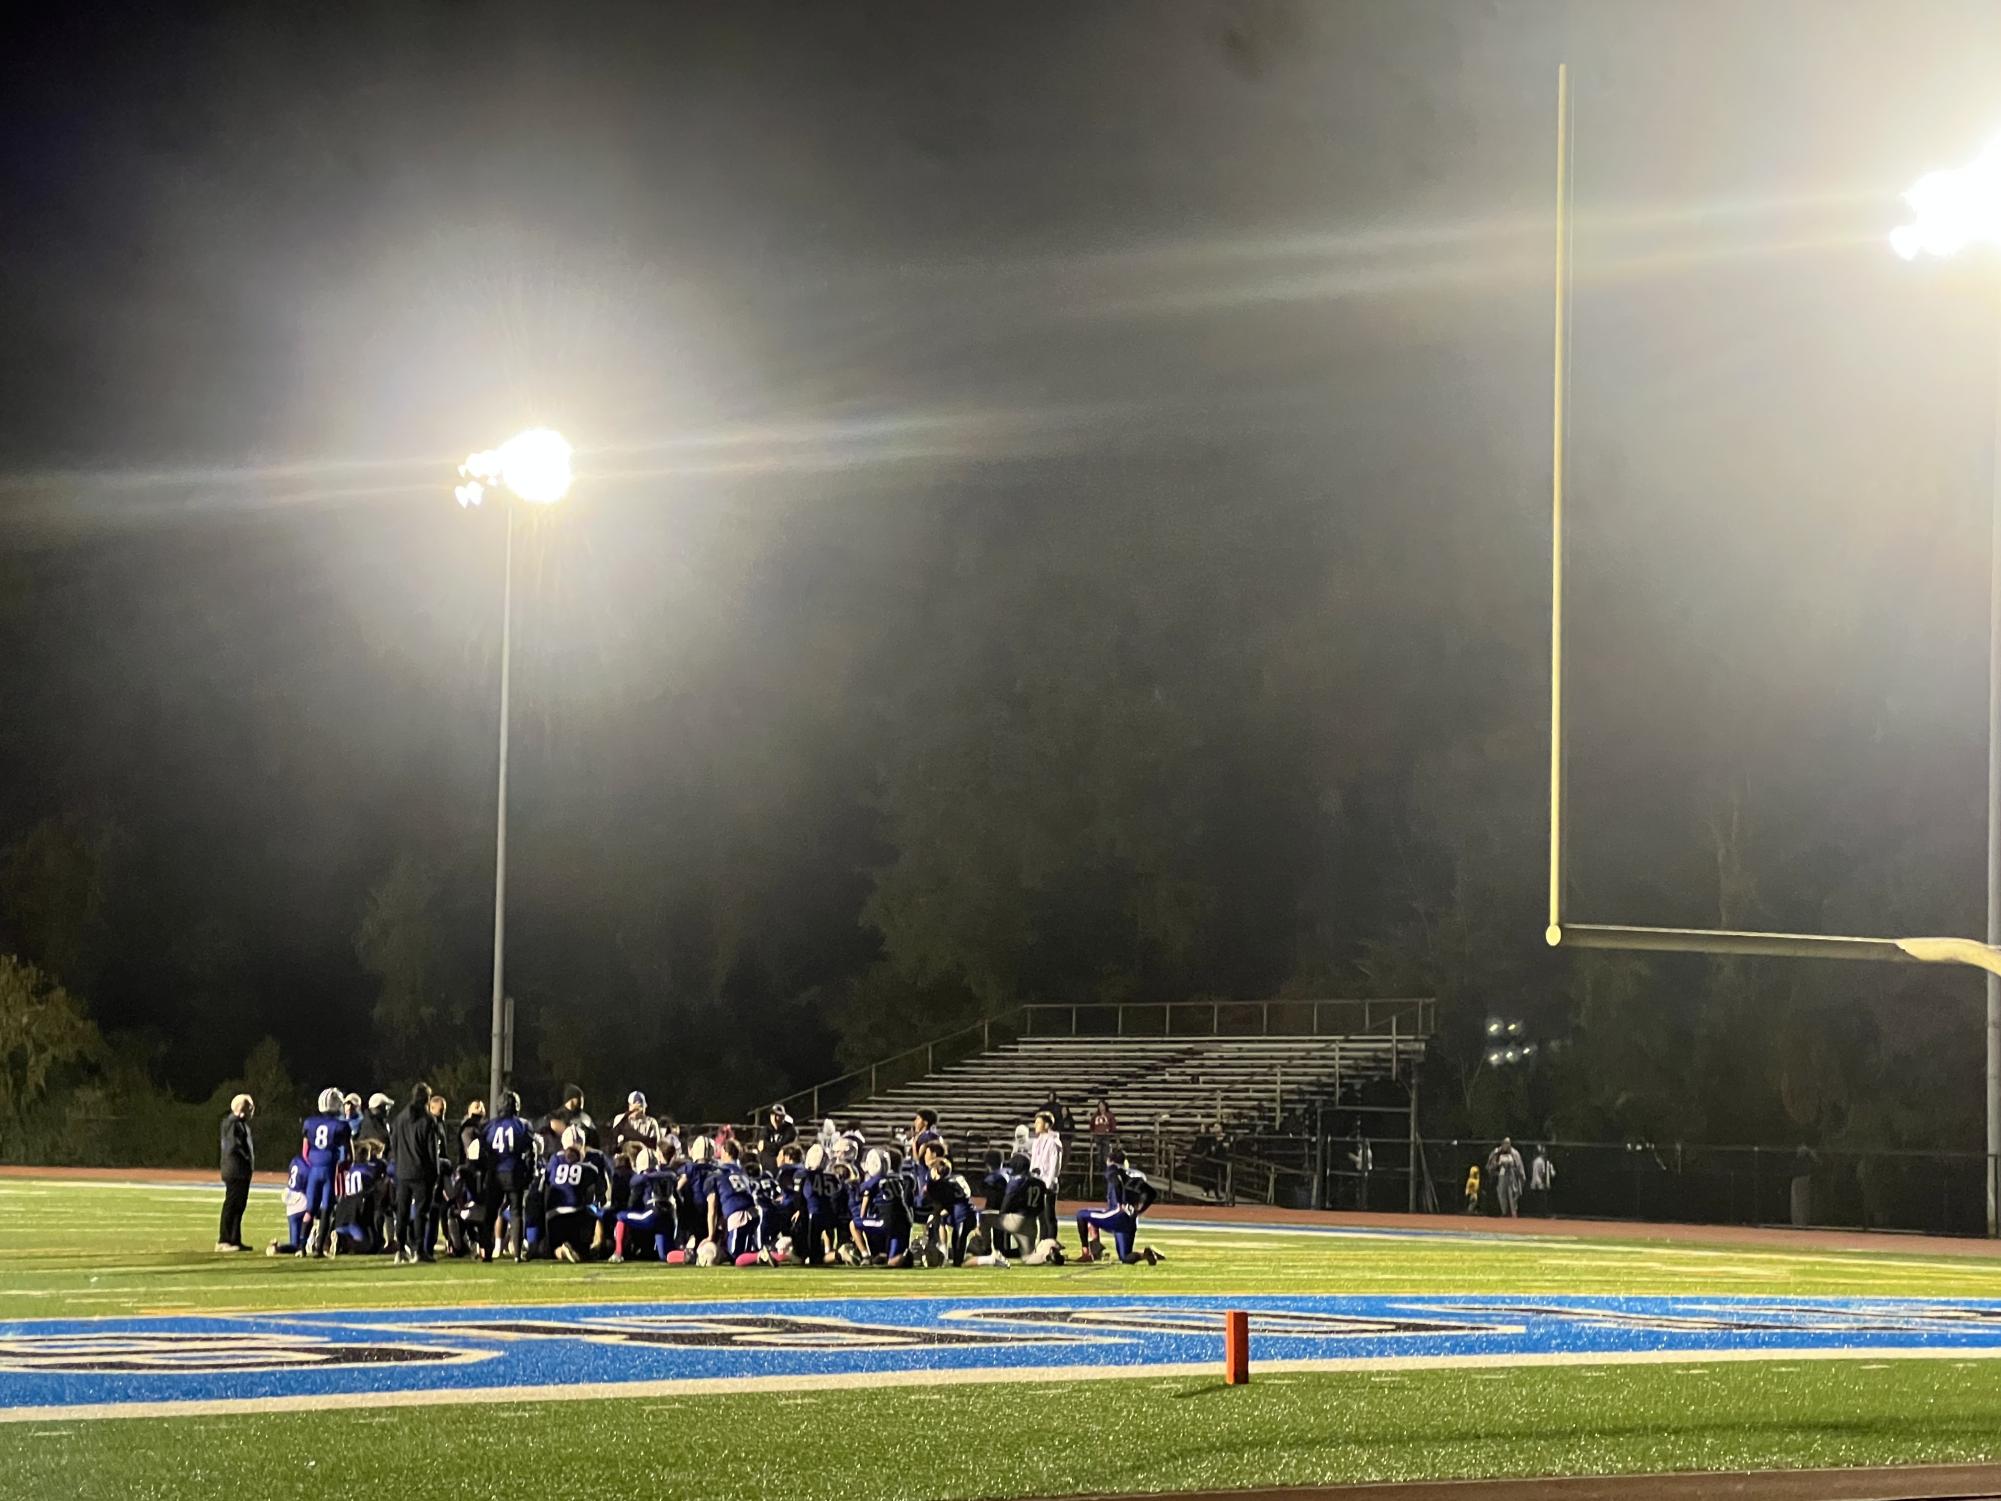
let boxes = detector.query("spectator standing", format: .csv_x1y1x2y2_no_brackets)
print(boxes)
425,1093,452,1253
1462,1160,1482,1214
1089,1098,1119,1143
1488,1137,1525,1218
612,1092,661,1155
1029,1110,1065,1246
390,1082,444,1263
216,1093,255,1252
1042,1091,1075,1138
1348,1127,1373,1212
1528,1144,1555,1216
457,1100,487,1164
765,1105,798,1151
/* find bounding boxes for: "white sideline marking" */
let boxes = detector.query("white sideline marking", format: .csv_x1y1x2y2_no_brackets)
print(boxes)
2,1344,1996,1425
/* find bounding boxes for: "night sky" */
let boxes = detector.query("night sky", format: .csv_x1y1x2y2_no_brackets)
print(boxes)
5,1,2001,1136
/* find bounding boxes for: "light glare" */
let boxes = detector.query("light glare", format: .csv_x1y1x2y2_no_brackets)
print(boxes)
1890,139,2001,261
458,427,573,506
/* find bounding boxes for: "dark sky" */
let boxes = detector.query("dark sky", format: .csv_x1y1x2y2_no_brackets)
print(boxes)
7,1,2001,1117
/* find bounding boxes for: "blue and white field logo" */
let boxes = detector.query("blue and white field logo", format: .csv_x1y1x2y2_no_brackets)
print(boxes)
7,1294,2001,1420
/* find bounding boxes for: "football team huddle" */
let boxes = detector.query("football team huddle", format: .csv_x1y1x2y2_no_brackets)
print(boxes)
272,1083,1165,1269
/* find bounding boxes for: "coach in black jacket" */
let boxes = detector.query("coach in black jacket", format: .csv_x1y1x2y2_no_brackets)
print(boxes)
217,1094,255,1252
390,1083,444,1264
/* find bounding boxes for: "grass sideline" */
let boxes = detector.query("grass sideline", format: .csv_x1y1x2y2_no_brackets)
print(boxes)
9,1177,2001,1500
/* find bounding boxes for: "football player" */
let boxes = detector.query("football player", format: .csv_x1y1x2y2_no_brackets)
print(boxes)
678,1135,718,1255
710,1138,761,1264
479,1091,535,1262
544,1123,607,1262
331,1140,391,1255
299,1087,352,1256
855,1148,912,1267
917,1143,977,1266
612,1147,678,1262
1075,1146,1162,1265
268,1149,312,1257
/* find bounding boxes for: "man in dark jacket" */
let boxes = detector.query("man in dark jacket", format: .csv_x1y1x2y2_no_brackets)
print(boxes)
217,1093,255,1252
389,1082,444,1264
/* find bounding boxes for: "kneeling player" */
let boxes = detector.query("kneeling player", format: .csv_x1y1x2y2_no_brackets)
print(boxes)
916,1143,976,1266
332,1142,391,1255
1075,1147,1162,1265
269,1150,311,1256
612,1148,678,1263
855,1148,912,1267
711,1139,762,1264
544,1124,607,1263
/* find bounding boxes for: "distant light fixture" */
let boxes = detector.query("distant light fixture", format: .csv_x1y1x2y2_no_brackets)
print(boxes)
1503,1047,1520,1064
1485,1020,1503,1037
1891,137,2001,261
1506,1020,1523,1036
1487,1050,1504,1067
458,427,573,507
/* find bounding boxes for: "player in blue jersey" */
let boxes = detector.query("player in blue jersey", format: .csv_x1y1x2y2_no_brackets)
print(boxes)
765,1142,807,1261
710,1138,762,1264
267,1152,312,1256
677,1135,718,1256
544,1124,608,1263
908,1108,943,1162
331,1141,391,1255
917,1142,977,1266
612,1147,678,1262
855,1148,913,1267
300,1087,353,1257
1075,1146,1162,1265
479,1091,535,1262
798,1143,841,1265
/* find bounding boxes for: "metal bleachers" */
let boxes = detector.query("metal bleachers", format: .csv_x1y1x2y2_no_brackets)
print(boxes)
765,1000,1433,1189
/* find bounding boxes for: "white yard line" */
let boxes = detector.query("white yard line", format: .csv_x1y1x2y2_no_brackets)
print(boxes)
2,1344,1995,1425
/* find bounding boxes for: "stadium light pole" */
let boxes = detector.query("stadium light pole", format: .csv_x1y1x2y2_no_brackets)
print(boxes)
455,428,574,1112
1891,139,2001,1238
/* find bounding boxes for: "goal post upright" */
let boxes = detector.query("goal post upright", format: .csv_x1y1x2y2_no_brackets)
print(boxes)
1534,65,2000,1232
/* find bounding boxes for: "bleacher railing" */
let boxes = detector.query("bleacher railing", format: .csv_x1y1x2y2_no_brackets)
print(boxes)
1020,997,1434,1040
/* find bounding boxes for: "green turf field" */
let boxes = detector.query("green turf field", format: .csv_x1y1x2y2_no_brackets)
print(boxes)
11,1179,2001,1500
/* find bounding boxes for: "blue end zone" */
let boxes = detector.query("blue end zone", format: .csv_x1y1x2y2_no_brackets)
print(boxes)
8,1294,2001,1415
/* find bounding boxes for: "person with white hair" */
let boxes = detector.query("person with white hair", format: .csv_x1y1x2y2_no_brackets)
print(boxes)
216,1093,256,1252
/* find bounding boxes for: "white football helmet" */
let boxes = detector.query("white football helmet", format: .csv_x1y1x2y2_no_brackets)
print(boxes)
561,1124,587,1152
317,1088,343,1113
862,1148,888,1178
695,1238,720,1267
688,1135,716,1164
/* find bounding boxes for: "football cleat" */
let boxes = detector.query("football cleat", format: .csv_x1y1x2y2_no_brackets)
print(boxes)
1143,1246,1162,1266
608,1252,625,1264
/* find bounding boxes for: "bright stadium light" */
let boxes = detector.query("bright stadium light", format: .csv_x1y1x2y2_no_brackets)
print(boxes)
456,425,576,1110
458,427,573,507
1890,138,2001,261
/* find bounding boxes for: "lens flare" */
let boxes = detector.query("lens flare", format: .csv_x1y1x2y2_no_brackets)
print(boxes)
457,428,573,505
